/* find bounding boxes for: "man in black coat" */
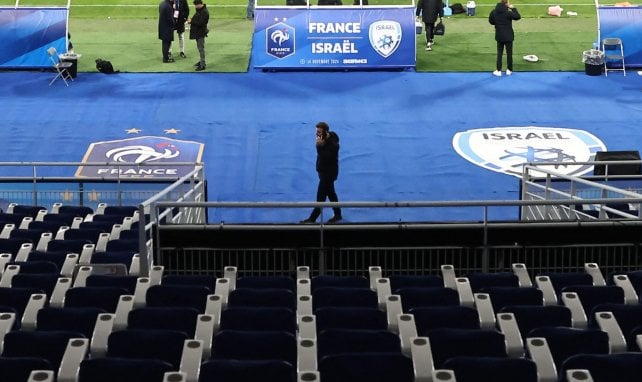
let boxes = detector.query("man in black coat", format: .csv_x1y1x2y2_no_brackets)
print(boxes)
301,122,343,224
189,0,209,71
416,0,443,51
158,0,175,63
489,0,521,76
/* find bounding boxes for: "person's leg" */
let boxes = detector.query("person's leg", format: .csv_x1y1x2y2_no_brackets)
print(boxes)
196,38,206,69
308,178,330,221
427,22,435,44
496,41,505,71
505,41,514,71
162,40,172,62
326,180,342,219
179,32,185,55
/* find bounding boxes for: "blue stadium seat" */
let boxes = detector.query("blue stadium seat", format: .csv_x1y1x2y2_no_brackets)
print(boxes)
396,287,460,312
57,205,93,218
315,306,388,332
86,274,139,294
319,353,414,382
89,251,137,271
78,356,173,382
46,239,92,253
145,284,211,313
560,352,642,382
0,287,44,329
442,356,538,382
11,273,62,297
426,328,507,369
388,274,444,292
36,307,105,338
107,329,187,369
161,274,216,291
499,305,572,340
11,205,46,218
312,287,378,311
199,359,296,382
1,330,85,371
561,285,625,315
228,288,296,310
128,307,200,337
480,287,544,311
316,329,402,360
236,275,296,292
527,326,609,371
211,330,297,365
310,275,369,291
102,206,138,217
465,272,520,293
410,306,480,334
0,357,54,382
219,307,297,333
540,272,593,296
8,261,58,275
589,303,642,351
64,286,130,312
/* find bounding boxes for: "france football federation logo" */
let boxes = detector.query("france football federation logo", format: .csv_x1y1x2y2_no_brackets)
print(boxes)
452,126,607,177
266,22,296,59
76,136,204,178
368,21,402,58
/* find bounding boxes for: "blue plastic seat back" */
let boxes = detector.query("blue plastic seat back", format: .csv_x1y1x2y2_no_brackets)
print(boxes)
561,353,642,382
589,303,642,351
426,328,507,369
389,274,444,291
86,275,138,294
481,287,543,311
65,286,129,312
317,329,401,360
466,272,520,293
236,276,296,292
396,287,460,312
36,307,105,338
12,273,61,297
228,288,296,310
315,307,388,332
161,274,217,292
311,275,369,291
500,305,572,340
0,356,54,382
219,307,297,333
47,239,92,253
562,285,624,315
145,284,211,313
199,359,296,382
527,326,609,370
319,353,414,382
443,356,538,382
2,330,86,369
540,272,593,296
410,306,480,334
78,357,173,382
128,307,199,337
312,287,378,311
107,329,187,368
211,330,297,365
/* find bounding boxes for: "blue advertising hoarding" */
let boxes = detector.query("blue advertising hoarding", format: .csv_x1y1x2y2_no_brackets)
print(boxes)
0,7,68,69
252,6,416,69
597,6,642,68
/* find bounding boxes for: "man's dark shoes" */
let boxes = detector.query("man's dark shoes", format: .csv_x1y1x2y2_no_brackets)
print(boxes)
163,58,175,63
194,62,201,67
195,64,206,71
299,218,316,224
179,52,186,58
327,215,342,223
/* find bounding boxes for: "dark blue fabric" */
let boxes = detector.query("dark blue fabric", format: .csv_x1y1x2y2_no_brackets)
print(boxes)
219,307,297,333
211,330,297,365
410,306,480,334
78,357,173,382
396,287,460,312
228,288,296,310
426,328,507,368
466,272,520,292
443,356,538,382
527,326,609,370
317,329,401,359
145,284,210,313
481,286,544,311
36,307,105,338
315,306,388,331
319,353,414,382
560,352,642,382
199,359,296,382
499,305,572,340
107,329,187,368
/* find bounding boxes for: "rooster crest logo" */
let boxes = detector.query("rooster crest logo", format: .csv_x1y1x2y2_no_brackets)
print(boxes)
266,22,296,59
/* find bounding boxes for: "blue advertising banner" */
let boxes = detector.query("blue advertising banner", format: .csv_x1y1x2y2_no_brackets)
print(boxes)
0,7,68,69
597,6,642,68
252,6,416,69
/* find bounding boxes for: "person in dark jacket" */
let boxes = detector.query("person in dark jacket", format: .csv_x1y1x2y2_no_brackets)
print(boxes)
170,0,190,58
416,0,443,51
188,0,209,71
301,122,342,224
489,0,521,76
158,0,175,63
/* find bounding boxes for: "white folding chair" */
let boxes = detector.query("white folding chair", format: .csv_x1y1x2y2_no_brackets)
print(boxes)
47,47,74,86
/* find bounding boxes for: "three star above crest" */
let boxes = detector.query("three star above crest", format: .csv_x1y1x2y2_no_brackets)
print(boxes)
165,128,181,134
125,128,142,134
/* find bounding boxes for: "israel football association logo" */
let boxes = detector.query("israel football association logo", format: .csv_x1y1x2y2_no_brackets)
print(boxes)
369,21,402,58
266,22,296,59
452,126,607,177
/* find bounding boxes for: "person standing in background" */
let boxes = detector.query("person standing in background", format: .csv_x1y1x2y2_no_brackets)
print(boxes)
416,0,443,51
170,0,190,59
189,0,209,71
301,122,343,224
489,0,521,76
158,0,175,63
